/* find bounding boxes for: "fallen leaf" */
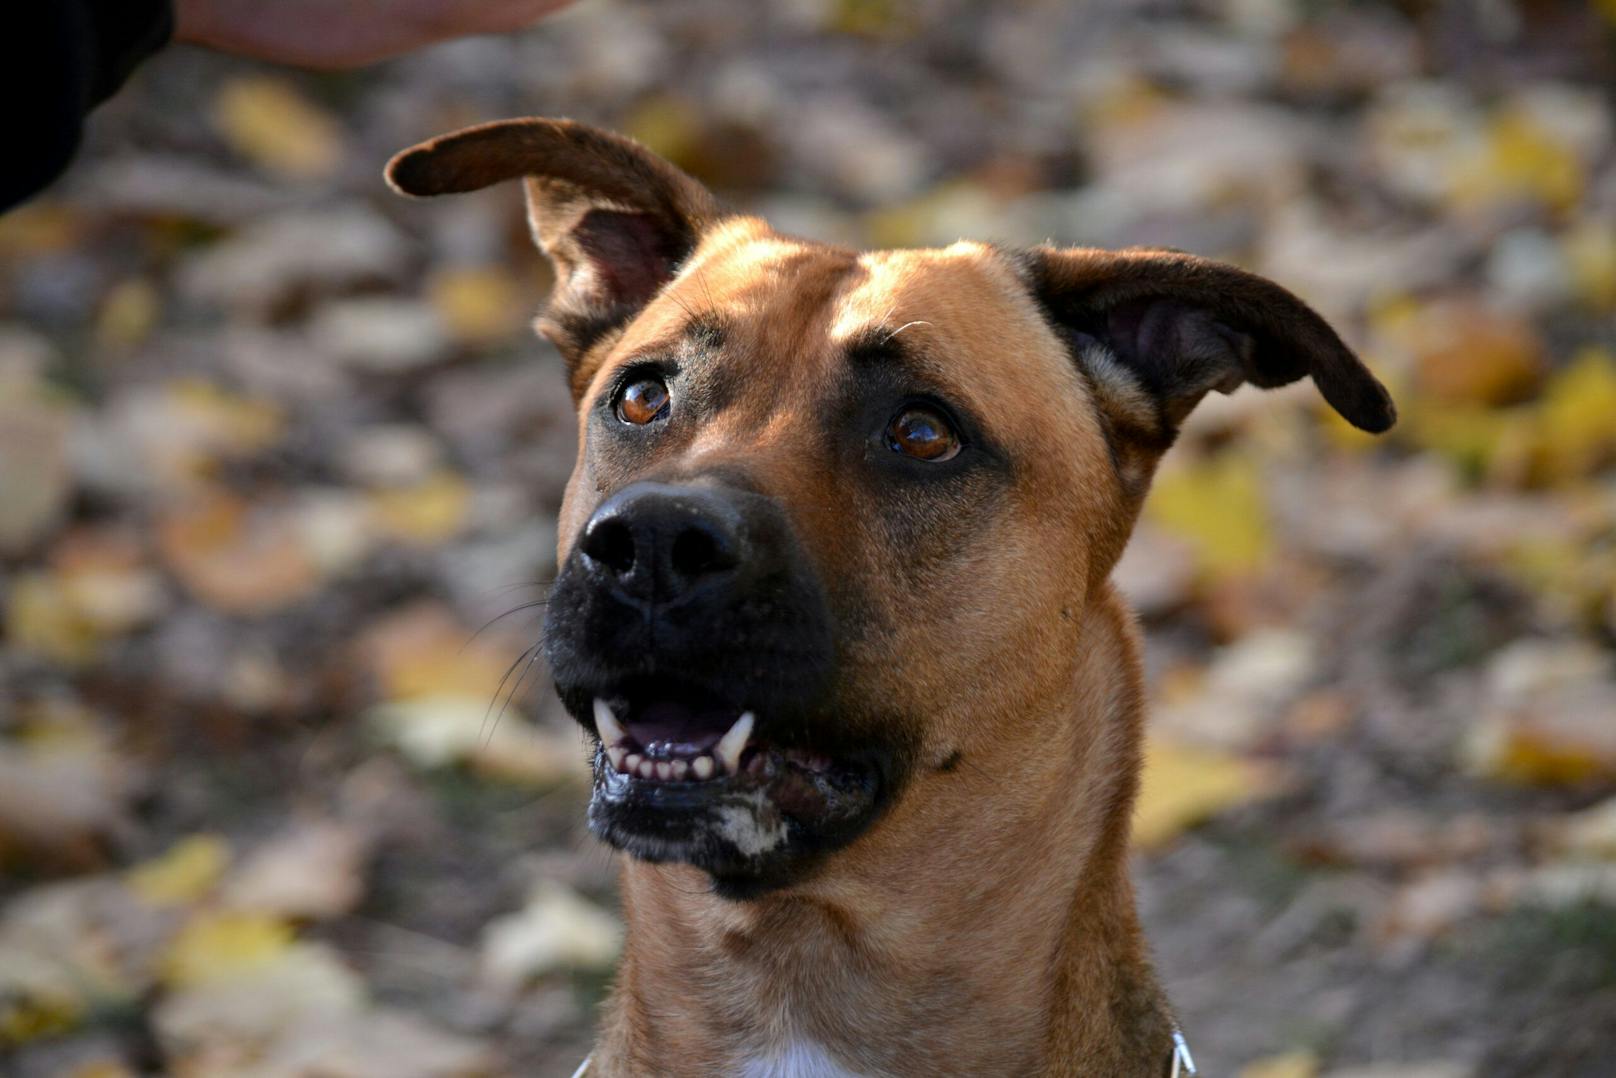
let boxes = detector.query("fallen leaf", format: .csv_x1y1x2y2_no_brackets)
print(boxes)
480,882,622,988
0,367,74,555
354,603,522,702
221,822,371,920
1527,348,1616,483
1555,796,1616,860
4,571,101,666
1146,451,1272,579
1133,738,1284,849
94,278,161,349
1405,302,1545,407
0,704,136,853
367,694,586,786
128,835,231,907
368,472,472,547
160,912,297,989
212,77,344,180
155,939,366,1060
1466,639,1616,785
428,266,527,345
1243,1051,1320,1078
157,492,322,615
1563,215,1616,309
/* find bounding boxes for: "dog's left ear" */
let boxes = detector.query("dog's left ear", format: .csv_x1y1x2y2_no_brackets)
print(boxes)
1028,246,1395,483
386,118,720,397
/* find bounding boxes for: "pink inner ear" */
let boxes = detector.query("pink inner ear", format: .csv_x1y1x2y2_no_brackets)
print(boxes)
573,208,685,309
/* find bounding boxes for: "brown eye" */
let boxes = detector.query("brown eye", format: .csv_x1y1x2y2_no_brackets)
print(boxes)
886,405,961,462
616,376,670,425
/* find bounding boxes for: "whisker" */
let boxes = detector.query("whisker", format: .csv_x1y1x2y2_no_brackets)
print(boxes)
480,640,541,746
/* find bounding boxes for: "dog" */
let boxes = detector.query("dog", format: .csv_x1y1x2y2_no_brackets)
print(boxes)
386,119,1394,1077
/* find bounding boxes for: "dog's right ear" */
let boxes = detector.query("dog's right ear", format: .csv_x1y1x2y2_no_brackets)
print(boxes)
386,118,720,396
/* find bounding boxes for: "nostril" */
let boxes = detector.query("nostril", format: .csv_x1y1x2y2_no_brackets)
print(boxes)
670,524,737,580
582,517,636,575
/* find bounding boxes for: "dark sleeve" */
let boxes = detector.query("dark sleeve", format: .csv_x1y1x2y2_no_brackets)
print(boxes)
2,0,175,213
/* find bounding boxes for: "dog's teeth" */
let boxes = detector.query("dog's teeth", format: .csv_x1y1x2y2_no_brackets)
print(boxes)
592,698,626,746
606,744,626,771
655,761,672,781
623,753,642,775
692,755,715,780
715,712,754,775
671,759,690,781
638,759,655,779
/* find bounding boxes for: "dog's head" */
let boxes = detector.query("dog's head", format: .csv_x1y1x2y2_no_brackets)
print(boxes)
388,120,1394,897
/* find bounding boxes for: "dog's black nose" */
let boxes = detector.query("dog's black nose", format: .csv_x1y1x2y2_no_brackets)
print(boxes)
578,482,745,605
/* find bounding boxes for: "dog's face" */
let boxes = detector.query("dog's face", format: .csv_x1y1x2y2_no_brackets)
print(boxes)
389,120,1393,896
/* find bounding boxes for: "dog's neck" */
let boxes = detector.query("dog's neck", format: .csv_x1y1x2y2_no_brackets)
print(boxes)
592,585,1173,1077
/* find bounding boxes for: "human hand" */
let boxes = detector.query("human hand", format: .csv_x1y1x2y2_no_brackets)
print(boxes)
174,0,576,69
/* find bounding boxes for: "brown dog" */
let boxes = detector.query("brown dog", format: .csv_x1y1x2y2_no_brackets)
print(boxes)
387,119,1394,1077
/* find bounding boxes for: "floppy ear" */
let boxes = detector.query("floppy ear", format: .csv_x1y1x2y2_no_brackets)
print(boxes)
386,118,721,397
1028,246,1395,489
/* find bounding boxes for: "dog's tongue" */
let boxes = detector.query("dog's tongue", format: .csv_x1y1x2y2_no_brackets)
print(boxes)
625,700,731,755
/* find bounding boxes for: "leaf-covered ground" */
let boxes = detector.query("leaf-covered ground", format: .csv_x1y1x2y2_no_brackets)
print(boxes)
2,2,1614,1076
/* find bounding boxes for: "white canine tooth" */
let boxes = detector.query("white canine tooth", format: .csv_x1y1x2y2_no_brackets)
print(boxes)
623,753,642,775
715,712,754,775
671,759,690,781
655,761,672,781
692,756,714,780
592,698,626,746
638,759,655,779
606,745,626,771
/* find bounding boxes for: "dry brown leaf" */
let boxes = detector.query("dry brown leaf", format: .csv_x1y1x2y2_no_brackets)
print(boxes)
157,492,322,615
221,822,371,920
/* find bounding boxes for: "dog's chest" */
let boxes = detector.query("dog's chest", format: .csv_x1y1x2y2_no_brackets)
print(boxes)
739,1039,865,1078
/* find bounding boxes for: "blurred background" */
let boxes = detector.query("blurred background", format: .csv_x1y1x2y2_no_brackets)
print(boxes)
2,1,1614,1075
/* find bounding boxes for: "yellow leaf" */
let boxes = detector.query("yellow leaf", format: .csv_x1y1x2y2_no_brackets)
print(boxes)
622,95,704,169
828,0,916,37
1146,452,1271,578
166,379,283,455
1133,738,1282,849
429,267,525,344
369,472,471,547
128,835,230,906
1528,348,1616,483
4,572,100,667
1563,217,1616,310
1400,398,1534,483
1470,723,1616,787
1240,1051,1319,1078
1450,107,1584,213
160,912,295,988
95,278,161,349
0,991,81,1048
212,77,343,180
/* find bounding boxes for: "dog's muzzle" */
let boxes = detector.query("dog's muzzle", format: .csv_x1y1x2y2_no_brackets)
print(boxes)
544,479,891,894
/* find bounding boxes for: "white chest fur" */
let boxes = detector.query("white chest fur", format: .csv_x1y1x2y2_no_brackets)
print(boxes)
739,1040,865,1078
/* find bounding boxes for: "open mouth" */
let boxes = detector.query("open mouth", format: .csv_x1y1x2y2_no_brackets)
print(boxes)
590,680,835,786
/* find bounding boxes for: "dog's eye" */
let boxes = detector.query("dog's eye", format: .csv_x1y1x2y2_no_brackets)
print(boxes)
886,405,961,462
616,376,670,425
